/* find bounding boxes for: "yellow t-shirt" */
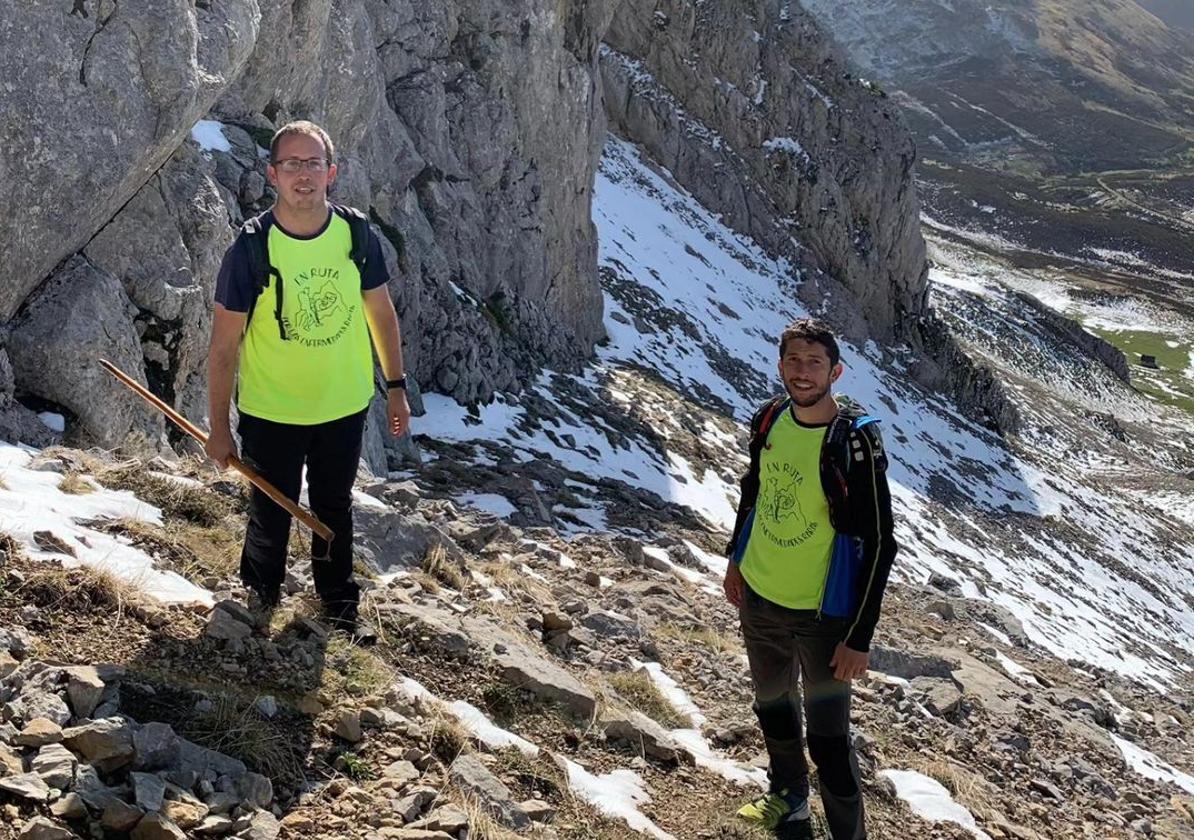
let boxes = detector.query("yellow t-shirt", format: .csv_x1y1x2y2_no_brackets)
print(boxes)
237,215,375,424
739,409,835,609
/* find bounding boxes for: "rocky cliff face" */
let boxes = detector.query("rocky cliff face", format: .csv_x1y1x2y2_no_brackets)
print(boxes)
0,0,928,464
602,0,928,344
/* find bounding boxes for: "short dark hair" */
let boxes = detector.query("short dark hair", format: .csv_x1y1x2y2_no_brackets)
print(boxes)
779,318,840,365
269,120,335,163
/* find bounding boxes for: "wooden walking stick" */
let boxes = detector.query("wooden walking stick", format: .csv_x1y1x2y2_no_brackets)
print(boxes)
99,358,334,543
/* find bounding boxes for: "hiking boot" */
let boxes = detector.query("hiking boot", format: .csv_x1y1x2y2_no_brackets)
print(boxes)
322,600,375,645
737,789,811,831
247,587,280,631
775,812,818,840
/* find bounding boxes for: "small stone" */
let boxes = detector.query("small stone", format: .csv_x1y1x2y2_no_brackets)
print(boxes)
0,742,25,775
242,809,280,840
161,798,208,829
0,651,18,679
334,710,363,743
1030,778,1065,801
32,743,76,789
240,772,273,809
102,799,144,831
0,771,51,802
49,792,87,819
255,696,278,719
62,718,134,767
424,804,468,833
132,771,166,811
17,816,75,840
133,722,180,771
131,812,188,840
63,666,105,719
382,760,420,786
204,608,252,641
541,612,572,632
520,798,555,822
391,788,435,822
33,530,76,557
15,718,63,748
193,814,235,835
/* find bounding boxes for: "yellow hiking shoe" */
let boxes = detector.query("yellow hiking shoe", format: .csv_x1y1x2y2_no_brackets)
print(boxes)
736,789,810,830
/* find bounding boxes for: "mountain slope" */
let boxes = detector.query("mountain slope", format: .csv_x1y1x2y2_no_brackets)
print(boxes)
801,0,1194,174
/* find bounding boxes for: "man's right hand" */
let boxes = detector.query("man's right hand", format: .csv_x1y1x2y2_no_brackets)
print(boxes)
723,559,745,608
205,428,238,470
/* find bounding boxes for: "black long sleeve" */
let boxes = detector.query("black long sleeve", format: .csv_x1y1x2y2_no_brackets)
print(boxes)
843,424,898,652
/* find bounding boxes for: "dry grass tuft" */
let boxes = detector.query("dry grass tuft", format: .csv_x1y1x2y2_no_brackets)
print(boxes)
429,712,472,765
456,792,523,840
654,621,740,655
57,472,97,495
96,464,236,527
423,543,467,590
606,669,688,729
323,633,393,700
907,757,1002,823
20,563,136,614
185,694,303,782
87,516,241,586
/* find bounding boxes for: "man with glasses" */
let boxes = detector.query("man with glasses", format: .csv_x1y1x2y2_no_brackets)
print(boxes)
206,120,410,638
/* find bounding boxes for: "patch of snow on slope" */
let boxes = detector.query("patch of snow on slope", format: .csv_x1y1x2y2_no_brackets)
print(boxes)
456,492,517,518
560,757,675,839
0,443,211,606
880,770,993,839
1112,735,1194,795
447,700,539,757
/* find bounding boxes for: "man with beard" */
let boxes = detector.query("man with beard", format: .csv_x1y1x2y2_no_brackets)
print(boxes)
206,120,410,638
726,318,897,840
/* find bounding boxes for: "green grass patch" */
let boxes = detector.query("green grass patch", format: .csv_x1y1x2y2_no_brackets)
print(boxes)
1088,325,1194,413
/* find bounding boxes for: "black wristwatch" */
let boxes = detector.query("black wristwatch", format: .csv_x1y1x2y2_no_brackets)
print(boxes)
386,376,407,391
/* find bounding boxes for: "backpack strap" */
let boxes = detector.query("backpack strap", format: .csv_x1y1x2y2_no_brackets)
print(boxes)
820,401,874,518
332,204,371,278
750,396,788,450
241,212,287,340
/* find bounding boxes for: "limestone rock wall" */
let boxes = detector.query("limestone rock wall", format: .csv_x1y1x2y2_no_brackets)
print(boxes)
601,0,928,343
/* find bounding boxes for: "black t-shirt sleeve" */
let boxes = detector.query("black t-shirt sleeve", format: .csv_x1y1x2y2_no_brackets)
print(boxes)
213,236,256,312
360,228,391,291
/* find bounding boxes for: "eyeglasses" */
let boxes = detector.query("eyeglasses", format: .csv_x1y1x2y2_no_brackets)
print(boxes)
273,157,330,173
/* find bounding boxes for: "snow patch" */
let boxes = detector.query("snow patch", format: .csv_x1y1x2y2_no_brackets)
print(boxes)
456,492,517,519
37,413,64,433
1112,735,1194,795
0,443,211,606
448,700,539,757
560,757,675,840
880,770,992,839
191,120,231,153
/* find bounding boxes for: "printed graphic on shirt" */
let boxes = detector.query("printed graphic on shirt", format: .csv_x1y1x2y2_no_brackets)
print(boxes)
758,462,819,549
280,269,356,348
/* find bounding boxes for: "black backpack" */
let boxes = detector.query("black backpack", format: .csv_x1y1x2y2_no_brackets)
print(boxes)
748,395,884,533
241,204,372,340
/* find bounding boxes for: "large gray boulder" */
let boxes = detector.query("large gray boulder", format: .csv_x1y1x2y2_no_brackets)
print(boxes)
0,0,261,320
6,257,164,449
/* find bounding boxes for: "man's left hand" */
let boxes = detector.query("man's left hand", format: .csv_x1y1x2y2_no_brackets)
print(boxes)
830,643,869,682
388,390,411,437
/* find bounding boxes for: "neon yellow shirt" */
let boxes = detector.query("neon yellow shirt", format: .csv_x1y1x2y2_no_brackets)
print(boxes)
237,215,374,424
740,409,835,609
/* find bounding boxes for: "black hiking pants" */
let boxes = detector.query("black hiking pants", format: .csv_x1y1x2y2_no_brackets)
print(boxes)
739,583,866,840
237,408,366,613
